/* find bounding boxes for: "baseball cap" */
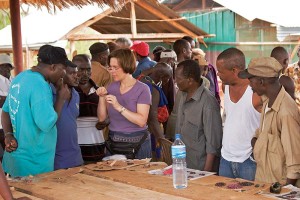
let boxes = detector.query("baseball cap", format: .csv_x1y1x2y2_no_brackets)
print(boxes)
37,45,76,68
89,42,109,54
238,57,282,79
130,41,149,56
160,50,177,59
0,54,14,68
152,46,166,55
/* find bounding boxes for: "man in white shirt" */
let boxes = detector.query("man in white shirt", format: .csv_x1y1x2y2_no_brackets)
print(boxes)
216,48,262,180
0,54,14,160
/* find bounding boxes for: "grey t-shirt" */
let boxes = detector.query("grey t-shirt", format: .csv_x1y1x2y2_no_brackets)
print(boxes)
176,83,223,170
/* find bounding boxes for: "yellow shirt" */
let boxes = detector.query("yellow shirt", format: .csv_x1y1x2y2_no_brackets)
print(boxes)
91,61,112,88
254,87,300,183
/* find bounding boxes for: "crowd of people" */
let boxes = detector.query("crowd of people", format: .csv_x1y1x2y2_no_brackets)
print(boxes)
0,36,300,198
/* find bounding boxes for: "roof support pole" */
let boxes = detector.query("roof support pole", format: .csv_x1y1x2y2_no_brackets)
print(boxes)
130,1,137,38
9,0,23,74
202,0,206,10
69,40,76,58
136,1,197,37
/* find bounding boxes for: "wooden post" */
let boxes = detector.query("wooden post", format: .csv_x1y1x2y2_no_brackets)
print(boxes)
9,0,23,74
69,40,76,58
130,1,137,38
202,0,206,10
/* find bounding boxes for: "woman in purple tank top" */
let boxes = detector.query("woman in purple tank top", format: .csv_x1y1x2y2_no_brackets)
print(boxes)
96,49,152,159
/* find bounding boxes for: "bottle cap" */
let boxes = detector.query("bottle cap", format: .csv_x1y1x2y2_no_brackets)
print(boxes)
175,133,181,139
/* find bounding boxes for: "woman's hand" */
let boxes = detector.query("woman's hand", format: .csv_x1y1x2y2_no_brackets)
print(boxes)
96,87,108,97
105,95,121,111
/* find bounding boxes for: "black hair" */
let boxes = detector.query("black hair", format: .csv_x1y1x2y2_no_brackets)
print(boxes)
177,59,201,83
217,47,246,70
270,46,288,61
37,45,76,67
72,54,90,63
182,36,194,44
173,39,190,56
89,42,109,56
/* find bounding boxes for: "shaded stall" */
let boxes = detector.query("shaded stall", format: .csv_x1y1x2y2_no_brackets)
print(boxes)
0,0,212,72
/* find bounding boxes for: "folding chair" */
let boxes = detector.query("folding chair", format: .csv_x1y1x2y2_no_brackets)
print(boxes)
158,138,173,166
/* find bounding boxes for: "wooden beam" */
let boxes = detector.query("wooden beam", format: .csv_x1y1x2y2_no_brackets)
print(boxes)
67,33,188,41
173,0,192,11
10,0,23,74
135,0,197,37
61,8,114,40
69,40,76,58
130,1,137,37
202,0,206,10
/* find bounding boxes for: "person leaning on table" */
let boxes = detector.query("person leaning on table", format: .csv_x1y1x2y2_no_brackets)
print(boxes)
238,57,300,186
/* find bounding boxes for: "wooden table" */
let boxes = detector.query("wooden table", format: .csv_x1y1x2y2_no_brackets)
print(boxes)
2,162,273,200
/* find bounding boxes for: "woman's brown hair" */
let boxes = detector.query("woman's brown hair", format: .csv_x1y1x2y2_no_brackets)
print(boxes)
108,48,136,74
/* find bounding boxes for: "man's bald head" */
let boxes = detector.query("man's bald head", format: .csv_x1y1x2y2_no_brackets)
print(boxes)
271,46,289,71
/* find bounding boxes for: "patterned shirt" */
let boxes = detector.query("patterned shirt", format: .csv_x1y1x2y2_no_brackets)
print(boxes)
285,62,300,108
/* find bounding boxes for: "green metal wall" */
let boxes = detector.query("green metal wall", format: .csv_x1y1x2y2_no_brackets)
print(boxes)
181,10,236,51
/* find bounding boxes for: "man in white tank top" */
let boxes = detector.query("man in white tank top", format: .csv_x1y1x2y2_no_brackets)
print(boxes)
216,48,262,181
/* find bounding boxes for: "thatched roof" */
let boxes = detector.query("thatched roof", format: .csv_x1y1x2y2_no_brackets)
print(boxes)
0,0,127,10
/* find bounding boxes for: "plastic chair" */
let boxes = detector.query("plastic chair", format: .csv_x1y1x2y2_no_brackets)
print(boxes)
158,138,173,166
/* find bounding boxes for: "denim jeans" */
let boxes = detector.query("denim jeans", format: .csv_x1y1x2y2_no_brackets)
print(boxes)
219,156,256,181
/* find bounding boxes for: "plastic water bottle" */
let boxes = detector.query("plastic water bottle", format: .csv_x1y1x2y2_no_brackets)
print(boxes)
171,133,187,189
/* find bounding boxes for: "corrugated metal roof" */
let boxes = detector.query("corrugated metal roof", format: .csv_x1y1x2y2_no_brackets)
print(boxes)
213,0,300,27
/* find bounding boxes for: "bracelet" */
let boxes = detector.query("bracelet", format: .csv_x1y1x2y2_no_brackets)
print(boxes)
4,132,13,137
119,106,126,114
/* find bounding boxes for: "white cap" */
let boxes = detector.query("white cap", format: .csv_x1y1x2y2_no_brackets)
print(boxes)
0,54,13,67
160,50,177,60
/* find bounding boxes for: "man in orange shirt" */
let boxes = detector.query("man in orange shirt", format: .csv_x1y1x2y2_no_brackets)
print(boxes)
89,42,112,87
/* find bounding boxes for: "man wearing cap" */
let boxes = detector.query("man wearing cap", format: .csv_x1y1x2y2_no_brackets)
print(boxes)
192,49,210,89
0,54,14,160
152,46,165,62
238,57,300,186
1,45,75,177
131,41,156,78
89,42,112,88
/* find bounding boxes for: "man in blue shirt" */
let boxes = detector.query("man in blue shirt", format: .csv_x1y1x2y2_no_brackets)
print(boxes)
131,41,156,78
53,63,83,170
1,45,75,177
